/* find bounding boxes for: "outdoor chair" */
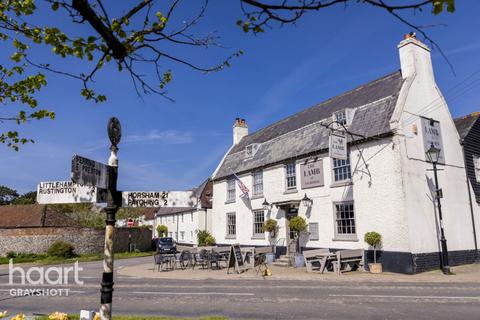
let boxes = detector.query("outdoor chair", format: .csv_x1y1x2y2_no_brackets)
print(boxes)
208,251,221,270
177,250,193,270
193,249,209,269
254,253,268,276
154,253,172,272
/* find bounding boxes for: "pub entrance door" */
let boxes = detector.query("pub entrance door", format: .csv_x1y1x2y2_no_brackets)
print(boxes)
285,205,299,256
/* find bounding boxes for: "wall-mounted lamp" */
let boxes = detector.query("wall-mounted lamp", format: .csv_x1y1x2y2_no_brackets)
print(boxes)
262,199,271,210
301,193,313,207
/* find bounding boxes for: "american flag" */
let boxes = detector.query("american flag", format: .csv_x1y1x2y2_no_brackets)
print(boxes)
231,169,250,198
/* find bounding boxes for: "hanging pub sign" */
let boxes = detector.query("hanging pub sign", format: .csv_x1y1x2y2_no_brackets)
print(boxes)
121,190,196,208
37,181,107,204
71,155,109,189
300,160,324,189
329,132,347,160
421,117,445,164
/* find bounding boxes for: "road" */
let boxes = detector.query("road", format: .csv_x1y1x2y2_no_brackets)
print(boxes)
1,257,479,319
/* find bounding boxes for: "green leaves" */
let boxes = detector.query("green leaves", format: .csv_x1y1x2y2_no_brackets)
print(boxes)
433,0,455,15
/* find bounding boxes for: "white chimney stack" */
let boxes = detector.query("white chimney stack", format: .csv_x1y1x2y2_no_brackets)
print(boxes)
233,118,248,145
398,32,434,82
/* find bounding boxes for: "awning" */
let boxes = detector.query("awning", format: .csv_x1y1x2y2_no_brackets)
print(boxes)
271,200,301,207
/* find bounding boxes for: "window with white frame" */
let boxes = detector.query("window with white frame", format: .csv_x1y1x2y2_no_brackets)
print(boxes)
332,154,351,182
334,110,347,126
227,178,236,202
285,163,297,189
309,223,319,241
246,143,260,158
474,155,480,182
226,212,236,237
180,231,185,241
252,171,263,196
334,202,356,237
252,210,265,237
175,232,178,240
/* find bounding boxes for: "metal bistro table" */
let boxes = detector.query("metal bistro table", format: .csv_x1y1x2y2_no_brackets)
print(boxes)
315,252,337,274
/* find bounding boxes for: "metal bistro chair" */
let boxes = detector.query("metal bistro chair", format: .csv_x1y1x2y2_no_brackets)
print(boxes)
193,249,209,270
154,252,172,272
176,250,193,270
208,251,221,270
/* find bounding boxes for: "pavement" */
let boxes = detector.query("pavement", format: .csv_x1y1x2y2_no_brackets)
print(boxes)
1,256,480,319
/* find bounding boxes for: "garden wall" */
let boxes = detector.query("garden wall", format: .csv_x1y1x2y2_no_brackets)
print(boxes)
0,227,152,256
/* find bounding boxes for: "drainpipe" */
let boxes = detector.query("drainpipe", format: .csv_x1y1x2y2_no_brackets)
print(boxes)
461,139,479,260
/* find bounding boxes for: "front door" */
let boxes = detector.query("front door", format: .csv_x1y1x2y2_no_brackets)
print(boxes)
285,206,298,256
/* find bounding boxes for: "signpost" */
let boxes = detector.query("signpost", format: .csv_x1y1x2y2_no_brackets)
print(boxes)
121,190,196,208
329,132,347,160
37,181,106,204
71,155,109,189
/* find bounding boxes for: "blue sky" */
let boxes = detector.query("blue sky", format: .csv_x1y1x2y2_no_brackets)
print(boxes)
2,1,480,194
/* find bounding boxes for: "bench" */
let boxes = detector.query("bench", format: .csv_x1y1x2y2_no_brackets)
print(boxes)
333,249,364,275
303,249,331,273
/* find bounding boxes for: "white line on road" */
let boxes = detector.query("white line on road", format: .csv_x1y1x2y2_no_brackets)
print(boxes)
329,294,480,300
132,291,255,296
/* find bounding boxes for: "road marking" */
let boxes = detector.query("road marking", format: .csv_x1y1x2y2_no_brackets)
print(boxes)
132,291,255,296
329,294,480,300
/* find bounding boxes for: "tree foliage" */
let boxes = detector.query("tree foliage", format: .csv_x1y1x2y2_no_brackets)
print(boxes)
11,190,36,204
197,229,215,246
288,216,307,238
1,0,456,150
156,224,168,237
0,185,19,204
364,231,382,263
262,218,278,236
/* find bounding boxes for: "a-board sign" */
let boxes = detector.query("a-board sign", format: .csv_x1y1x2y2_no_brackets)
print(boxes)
227,244,245,274
71,155,109,189
121,190,196,208
37,181,107,204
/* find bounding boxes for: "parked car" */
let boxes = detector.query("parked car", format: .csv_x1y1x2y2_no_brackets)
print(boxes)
157,237,177,254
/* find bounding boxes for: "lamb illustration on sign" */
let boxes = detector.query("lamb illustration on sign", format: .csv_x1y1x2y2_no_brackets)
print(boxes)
121,190,196,208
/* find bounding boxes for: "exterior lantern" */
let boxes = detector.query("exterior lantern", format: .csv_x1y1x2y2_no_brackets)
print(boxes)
262,199,271,211
301,193,313,207
426,143,441,164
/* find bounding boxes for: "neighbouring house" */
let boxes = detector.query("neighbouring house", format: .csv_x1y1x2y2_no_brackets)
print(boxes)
209,34,480,273
153,179,213,244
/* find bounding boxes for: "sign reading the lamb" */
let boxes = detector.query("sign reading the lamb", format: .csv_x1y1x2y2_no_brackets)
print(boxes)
421,117,445,164
329,132,347,160
37,181,106,204
300,160,324,189
122,190,196,208
71,155,108,189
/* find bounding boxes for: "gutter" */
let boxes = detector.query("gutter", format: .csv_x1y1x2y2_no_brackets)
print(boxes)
460,138,479,260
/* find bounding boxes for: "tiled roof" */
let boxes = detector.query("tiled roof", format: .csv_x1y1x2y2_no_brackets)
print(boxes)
454,113,480,139
214,71,404,180
0,204,81,228
142,207,159,220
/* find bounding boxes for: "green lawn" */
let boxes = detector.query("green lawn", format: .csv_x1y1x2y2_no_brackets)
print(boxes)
34,316,227,320
0,251,152,265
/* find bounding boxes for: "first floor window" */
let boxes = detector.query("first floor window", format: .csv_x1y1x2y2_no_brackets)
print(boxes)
335,202,356,236
285,163,297,189
253,210,265,236
227,212,236,237
252,171,263,196
227,179,236,201
333,154,351,182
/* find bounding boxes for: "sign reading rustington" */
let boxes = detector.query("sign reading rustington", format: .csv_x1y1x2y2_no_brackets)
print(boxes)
300,160,324,189
71,155,109,189
121,190,196,208
37,181,107,204
421,117,445,164
329,132,347,160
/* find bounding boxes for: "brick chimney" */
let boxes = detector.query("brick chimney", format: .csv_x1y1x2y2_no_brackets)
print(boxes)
233,118,248,145
398,32,434,82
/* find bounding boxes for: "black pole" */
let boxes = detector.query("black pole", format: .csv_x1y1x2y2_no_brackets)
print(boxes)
432,161,450,274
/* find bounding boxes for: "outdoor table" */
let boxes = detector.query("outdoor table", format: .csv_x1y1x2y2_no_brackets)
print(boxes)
315,252,337,273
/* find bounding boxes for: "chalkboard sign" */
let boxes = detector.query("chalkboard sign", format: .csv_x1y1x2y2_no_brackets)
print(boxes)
227,244,246,274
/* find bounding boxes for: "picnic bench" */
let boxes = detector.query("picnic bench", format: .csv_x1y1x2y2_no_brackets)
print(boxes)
333,249,364,275
303,249,332,273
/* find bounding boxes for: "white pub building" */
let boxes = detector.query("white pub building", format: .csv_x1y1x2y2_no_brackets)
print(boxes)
209,34,480,273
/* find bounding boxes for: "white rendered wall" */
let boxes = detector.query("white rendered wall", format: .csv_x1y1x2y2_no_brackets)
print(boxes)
155,210,202,245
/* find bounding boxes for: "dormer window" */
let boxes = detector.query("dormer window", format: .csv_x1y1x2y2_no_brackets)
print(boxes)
333,109,355,127
245,143,260,158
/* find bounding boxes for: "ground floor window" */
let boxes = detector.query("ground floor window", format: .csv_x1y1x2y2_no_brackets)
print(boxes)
308,222,319,241
227,212,236,237
334,201,356,239
252,210,265,237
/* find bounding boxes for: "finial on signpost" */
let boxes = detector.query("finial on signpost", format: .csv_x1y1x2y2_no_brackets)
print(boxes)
107,117,121,167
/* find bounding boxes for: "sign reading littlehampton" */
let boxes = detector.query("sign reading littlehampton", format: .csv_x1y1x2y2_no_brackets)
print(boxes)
71,155,109,189
329,132,347,160
37,181,107,204
122,190,196,208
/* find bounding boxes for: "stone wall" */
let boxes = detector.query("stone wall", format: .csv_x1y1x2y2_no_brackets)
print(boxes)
0,227,152,256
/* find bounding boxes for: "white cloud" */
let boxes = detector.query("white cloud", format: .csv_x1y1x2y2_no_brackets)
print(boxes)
124,129,193,145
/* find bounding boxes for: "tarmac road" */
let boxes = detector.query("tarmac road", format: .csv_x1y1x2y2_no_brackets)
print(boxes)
1,257,479,319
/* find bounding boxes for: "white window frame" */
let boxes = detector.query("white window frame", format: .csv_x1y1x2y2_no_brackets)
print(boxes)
246,143,260,158
308,222,319,241
226,212,236,238
334,110,347,126
332,153,352,183
252,170,263,196
227,178,236,202
333,201,356,241
252,210,265,238
285,163,297,190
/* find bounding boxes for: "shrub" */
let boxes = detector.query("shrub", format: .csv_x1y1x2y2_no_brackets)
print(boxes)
156,225,168,237
47,241,76,258
6,251,17,259
364,231,382,264
288,216,307,236
263,219,278,236
197,230,216,246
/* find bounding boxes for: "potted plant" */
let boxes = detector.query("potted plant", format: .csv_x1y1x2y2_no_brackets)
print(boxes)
364,231,382,274
288,216,308,267
263,218,278,263
156,225,168,238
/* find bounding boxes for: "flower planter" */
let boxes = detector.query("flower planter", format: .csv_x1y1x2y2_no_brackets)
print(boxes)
368,263,383,274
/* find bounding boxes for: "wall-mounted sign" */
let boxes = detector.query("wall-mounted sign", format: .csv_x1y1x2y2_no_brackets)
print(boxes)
71,155,109,189
421,117,445,164
121,190,196,208
37,181,107,204
329,132,347,160
300,160,324,189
